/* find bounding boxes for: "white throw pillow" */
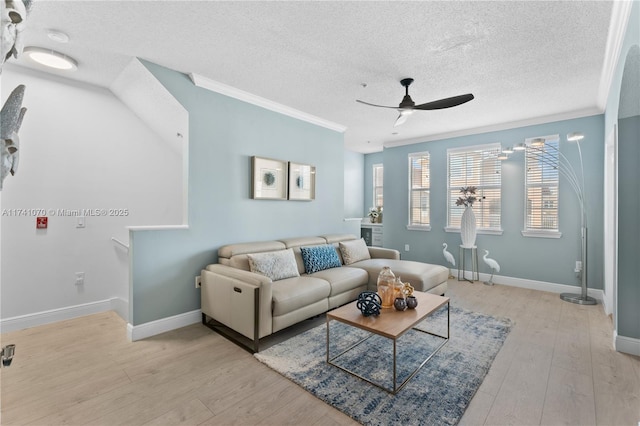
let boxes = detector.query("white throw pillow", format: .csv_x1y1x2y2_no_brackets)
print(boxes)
339,238,371,265
247,248,300,281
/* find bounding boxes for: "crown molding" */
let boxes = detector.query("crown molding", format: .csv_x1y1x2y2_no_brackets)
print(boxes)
383,107,602,150
189,73,347,133
597,0,634,111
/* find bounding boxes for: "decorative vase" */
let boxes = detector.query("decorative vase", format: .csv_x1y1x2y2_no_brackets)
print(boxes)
394,297,407,311
406,295,418,309
377,266,396,309
460,206,477,247
393,277,405,300
369,216,375,223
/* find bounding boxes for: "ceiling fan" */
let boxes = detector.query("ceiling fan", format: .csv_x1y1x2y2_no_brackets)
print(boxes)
356,78,474,127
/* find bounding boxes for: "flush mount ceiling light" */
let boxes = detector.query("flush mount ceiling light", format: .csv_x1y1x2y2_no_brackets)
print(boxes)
530,137,546,147
567,132,584,142
23,47,77,71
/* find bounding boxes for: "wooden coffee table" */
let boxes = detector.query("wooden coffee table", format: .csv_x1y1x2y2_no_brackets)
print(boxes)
326,291,450,394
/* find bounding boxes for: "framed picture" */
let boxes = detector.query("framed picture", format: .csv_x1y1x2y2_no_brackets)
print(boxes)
288,162,315,201
251,156,288,200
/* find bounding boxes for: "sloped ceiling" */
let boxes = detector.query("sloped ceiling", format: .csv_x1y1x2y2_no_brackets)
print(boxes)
9,1,619,153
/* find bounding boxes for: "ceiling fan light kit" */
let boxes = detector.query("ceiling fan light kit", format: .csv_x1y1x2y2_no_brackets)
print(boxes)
356,77,474,127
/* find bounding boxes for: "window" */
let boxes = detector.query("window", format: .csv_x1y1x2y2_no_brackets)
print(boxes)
447,143,502,233
408,152,430,229
524,135,560,237
373,163,383,208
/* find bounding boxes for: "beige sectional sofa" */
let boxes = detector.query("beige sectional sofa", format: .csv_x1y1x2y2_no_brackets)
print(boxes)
199,233,448,351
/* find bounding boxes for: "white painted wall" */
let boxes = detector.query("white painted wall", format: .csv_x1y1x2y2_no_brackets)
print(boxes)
0,65,182,329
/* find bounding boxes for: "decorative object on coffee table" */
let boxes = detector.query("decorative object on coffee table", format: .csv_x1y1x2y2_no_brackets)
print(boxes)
394,297,407,311
377,266,396,309
402,281,414,297
394,276,405,300
406,296,418,309
356,291,381,317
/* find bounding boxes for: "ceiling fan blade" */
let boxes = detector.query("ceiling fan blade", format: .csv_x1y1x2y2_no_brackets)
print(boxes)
356,99,398,109
394,113,409,127
414,93,474,110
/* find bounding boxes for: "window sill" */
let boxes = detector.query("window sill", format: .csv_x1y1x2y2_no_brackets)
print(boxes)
407,225,431,231
521,230,562,239
444,227,503,236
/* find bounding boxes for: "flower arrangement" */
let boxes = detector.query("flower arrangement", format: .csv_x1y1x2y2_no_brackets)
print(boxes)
455,186,482,207
368,207,380,219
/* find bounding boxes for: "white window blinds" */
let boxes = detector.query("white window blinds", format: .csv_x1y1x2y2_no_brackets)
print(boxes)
525,136,559,231
408,152,430,227
373,164,383,208
447,143,502,230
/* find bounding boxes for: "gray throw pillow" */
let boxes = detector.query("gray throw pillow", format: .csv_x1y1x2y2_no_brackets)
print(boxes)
247,248,300,281
339,238,371,265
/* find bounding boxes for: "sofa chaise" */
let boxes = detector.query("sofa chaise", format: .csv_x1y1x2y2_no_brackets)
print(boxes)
199,233,448,351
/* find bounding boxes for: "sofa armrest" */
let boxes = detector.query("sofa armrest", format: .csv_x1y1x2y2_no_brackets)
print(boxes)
201,264,273,339
368,247,400,260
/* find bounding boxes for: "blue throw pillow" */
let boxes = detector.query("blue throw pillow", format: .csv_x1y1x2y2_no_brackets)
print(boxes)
300,245,342,274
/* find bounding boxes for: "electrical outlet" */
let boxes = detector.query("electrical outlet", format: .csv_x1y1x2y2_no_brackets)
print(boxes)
405,244,410,251
195,276,201,288
575,261,582,272
75,272,85,286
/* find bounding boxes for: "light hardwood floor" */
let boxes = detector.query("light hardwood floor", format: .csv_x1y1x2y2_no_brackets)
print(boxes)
1,280,639,425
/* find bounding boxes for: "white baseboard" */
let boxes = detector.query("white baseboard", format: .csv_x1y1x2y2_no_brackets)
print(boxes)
0,298,120,333
454,269,605,303
614,331,640,356
127,309,201,342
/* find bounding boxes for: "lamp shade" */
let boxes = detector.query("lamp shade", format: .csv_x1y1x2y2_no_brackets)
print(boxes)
567,132,584,142
530,138,545,147
513,143,526,151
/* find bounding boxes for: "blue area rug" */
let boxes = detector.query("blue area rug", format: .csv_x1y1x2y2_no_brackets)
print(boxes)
255,305,512,426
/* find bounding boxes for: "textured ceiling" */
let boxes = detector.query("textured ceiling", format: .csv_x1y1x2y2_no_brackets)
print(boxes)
9,1,616,153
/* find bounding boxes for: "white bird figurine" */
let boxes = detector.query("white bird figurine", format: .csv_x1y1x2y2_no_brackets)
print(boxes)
482,250,500,286
442,243,455,278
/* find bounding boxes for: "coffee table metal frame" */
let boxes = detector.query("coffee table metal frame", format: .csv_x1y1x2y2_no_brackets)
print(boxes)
326,293,449,394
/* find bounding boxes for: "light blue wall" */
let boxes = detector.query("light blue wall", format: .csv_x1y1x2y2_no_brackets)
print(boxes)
368,115,604,288
129,61,351,325
617,115,639,338
604,1,640,340
344,150,364,218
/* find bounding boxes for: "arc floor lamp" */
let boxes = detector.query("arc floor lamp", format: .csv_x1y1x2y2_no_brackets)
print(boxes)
527,132,597,305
